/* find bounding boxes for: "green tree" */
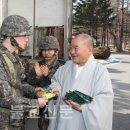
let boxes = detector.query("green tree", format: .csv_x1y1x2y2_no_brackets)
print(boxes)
73,0,115,44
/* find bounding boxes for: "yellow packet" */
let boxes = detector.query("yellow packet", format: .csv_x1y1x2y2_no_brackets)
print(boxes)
38,91,56,100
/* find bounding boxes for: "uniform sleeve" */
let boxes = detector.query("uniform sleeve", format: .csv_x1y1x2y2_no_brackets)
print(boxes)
20,83,36,98
0,59,38,110
25,66,45,88
49,65,65,90
24,65,37,87
47,61,64,81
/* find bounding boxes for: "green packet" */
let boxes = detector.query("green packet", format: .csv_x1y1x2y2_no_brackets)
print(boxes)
64,90,93,104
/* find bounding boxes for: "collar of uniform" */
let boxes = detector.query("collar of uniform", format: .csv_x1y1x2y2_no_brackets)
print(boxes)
48,57,58,69
1,45,18,63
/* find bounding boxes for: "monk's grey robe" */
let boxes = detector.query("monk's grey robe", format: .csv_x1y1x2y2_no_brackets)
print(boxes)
48,55,113,130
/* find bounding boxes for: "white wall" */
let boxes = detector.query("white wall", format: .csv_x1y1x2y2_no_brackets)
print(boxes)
0,0,3,26
0,0,8,30
8,0,34,26
8,0,65,27
35,0,65,26
8,0,34,56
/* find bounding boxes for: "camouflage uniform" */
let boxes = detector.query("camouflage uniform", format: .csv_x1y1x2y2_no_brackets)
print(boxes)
25,36,65,130
25,36,65,89
0,15,38,130
25,58,64,89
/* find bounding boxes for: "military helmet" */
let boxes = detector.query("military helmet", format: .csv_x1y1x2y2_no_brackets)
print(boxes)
0,15,32,37
39,36,60,50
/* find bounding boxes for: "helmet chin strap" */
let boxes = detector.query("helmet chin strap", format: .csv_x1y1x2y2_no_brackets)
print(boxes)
52,50,58,57
0,35,5,44
45,51,58,65
10,37,24,52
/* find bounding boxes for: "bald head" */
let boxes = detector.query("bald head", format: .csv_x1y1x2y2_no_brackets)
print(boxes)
73,34,93,47
70,33,94,66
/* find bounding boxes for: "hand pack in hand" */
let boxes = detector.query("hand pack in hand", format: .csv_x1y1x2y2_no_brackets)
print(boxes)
64,90,93,104
37,87,56,100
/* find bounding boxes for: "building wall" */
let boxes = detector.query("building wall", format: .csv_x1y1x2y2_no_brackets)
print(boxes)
0,0,8,27
7,0,65,56
0,0,72,59
8,0,34,56
0,0,2,26
8,0,65,27
35,0,65,26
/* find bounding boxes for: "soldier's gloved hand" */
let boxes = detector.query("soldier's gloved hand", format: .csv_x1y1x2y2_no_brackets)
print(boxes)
37,98,48,108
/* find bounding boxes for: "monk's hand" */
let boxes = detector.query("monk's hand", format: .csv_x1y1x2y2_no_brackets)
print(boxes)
51,87,60,94
63,98,72,106
64,99,82,112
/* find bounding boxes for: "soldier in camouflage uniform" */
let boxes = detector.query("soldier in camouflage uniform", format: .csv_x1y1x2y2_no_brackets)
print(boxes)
25,36,65,130
0,15,48,130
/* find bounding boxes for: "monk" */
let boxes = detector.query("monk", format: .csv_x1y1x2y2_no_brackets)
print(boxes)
48,34,113,130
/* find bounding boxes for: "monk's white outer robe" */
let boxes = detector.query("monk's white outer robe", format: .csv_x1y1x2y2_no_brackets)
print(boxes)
48,55,113,130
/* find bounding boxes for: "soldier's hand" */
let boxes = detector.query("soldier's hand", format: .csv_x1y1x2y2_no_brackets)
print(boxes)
37,98,48,108
34,62,42,78
35,87,44,95
40,65,49,77
51,87,60,94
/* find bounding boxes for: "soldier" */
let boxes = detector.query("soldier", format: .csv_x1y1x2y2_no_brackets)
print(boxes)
0,15,48,130
25,36,65,130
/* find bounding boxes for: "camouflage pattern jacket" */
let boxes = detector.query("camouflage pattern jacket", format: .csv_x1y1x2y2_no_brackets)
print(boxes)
22,57,65,130
0,45,38,124
24,57,65,88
